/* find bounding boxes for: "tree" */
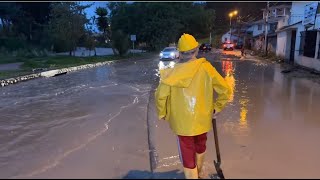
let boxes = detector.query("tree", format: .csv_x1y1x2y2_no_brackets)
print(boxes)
95,7,115,54
48,2,90,55
108,2,215,51
112,29,129,56
0,3,22,36
14,2,52,42
84,30,97,56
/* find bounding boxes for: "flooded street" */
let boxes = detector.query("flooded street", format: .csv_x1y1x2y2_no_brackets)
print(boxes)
150,51,320,179
1,50,320,178
0,57,158,178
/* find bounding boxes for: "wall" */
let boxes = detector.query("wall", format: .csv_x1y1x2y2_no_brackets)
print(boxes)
285,30,292,60
294,26,320,72
277,16,290,29
252,24,271,37
290,2,306,25
276,31,287,57
296,55,320,72
294,24,305,60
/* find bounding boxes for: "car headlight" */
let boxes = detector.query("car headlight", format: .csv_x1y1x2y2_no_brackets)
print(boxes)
160,53,163,57
170,52,175,56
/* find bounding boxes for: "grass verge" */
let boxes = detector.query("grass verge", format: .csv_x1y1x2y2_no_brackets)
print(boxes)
0,52,155,80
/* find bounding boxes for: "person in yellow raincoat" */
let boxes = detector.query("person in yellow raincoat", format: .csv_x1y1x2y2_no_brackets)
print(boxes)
155,33,231,179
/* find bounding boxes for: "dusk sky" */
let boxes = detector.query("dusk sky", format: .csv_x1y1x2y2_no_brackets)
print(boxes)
81,1,108,32
81,1,204,32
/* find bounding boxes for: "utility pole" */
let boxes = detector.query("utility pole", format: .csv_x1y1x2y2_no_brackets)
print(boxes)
237,16,240,45
230,16,232,42
264,1,269,56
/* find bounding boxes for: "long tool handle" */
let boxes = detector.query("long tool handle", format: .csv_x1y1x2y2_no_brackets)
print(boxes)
212,117,221,163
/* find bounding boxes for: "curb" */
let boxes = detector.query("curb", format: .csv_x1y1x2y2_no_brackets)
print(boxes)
0,54,157,88
0,61,113,88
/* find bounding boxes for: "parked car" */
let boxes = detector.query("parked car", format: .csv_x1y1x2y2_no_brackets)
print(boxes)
159,47,179,60
199,43,212,53
222,42,234,51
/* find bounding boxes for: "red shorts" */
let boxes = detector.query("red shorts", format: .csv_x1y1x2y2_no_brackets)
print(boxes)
177,133,207,169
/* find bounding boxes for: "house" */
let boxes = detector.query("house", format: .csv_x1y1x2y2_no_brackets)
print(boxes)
275,2,320,71
221,29,242,43
247,4,291,52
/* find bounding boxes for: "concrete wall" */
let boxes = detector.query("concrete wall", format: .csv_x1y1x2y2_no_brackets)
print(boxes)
252,24,271,37
277,16,290,29
252,24,264,37
296,55,320,72
290,2,305,24
294,24,305,60
285,30,292,60
276,31,287,57
294,29,320,72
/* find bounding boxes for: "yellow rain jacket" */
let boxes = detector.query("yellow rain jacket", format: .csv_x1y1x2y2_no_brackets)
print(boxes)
155,58,231,136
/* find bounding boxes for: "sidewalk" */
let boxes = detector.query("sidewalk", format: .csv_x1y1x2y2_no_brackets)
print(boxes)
0,62,23,71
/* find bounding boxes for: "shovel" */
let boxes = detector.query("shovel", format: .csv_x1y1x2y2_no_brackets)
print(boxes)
212,115,225,179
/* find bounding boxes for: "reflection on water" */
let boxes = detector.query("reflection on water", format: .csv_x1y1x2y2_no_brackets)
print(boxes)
158,60,176,70
220,60,252,137
155,60,176,77
222,61,236,102
239,98,249,133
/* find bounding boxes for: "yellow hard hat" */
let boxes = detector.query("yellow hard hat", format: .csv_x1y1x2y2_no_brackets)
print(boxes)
178,33,199,52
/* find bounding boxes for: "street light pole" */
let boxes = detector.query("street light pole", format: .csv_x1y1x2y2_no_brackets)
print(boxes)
230,16,232,42
229,10,238,44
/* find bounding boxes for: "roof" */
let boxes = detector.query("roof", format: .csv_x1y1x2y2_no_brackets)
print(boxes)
268,32,277,37
250,16,286,25
261,4,291,11
252,31,277,38
253,32,264,38
251,19,265,25
275,21,302,32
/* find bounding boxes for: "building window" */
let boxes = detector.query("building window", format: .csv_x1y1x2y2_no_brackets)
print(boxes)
258,25,262,30
270,23,277,31
303,31,317,58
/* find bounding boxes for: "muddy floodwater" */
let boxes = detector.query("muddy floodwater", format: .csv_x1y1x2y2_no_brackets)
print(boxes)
1,52,320,178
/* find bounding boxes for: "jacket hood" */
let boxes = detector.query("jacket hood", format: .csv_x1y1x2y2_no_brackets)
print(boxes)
160,58,206,88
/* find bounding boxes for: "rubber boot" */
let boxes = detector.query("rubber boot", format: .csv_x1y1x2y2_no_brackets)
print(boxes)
196,151,206,178
183,166,198,179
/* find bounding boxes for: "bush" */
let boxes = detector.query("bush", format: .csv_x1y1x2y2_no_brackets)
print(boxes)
112,30,129,56
0,37,27,51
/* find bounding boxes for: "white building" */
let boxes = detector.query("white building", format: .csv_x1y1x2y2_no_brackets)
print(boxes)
221,29,242,43
276,2,320,71
246,4,291,52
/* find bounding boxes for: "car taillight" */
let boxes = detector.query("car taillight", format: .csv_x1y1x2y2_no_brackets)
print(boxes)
223,44,226,47
230,44,234,47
